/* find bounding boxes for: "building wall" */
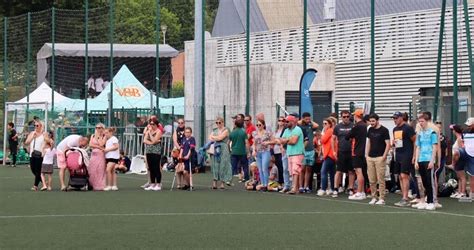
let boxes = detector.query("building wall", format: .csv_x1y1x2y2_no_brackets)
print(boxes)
185,39,335,136
171,52,185,84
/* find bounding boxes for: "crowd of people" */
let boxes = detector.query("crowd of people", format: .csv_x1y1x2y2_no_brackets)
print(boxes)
7,109,474,210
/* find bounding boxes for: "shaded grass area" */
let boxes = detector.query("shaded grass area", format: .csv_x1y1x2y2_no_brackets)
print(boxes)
0,166,473,249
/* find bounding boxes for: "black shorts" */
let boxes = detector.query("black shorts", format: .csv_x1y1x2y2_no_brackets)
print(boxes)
336,152,353,173
352,156,366,169
394,160,413,175
106,158,119,164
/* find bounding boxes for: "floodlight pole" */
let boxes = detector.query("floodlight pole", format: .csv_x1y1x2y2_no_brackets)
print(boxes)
84,0,89,132
156,0,161,116
463,0,474,111
245,0,250,115
303,0,308,72
201,0,206,147
27,13,31,122
109,0,115,126
3,18,7,166
51,7,56,112
370,0,375,113
433,0,447,122
453,0,459,125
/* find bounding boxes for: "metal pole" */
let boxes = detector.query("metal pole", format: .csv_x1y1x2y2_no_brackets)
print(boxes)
109,0,114,126
2,18,7,166
409,102,412,121
51,7,56,112
26,13,31,122
453,0,459,125
201,0,206,147
370,0,375,113
193,0,203,146
223,105,226,126
156,0,161,117
433,0,447,122
245,0,250,115
463,0,474,113
303,0,308,72
84,0,89,131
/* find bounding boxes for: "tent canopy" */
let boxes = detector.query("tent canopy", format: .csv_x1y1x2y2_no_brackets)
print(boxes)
36,43,179,84
9,82,73,111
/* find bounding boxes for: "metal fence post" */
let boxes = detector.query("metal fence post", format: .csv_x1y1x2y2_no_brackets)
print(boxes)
245,0,250,115
85,0,89,133
156,0,161,117
370,0,375,113
453,0,459,125
109,0,115,127
433,0,447,122
26,13,31,122
51,7,56,112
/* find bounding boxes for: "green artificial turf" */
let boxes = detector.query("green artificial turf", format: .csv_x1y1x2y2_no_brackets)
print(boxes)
0,166,473,249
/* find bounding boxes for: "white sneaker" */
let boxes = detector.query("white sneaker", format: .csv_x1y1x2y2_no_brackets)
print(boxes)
369,198,377,205
338,187,345,193
450,191,460,198
111,186,118,191
141,183,150,189
349,192,366,200
408,190,414,199
104,186,112,191
153,185,162,191
410,198,420,204
435,202,442,209
456,193,466,199
331,191,338,198
416,203,427,210
375,199,385,205
144,185,155,191
326,189,333,196
425,203,436,211
317,189,326,197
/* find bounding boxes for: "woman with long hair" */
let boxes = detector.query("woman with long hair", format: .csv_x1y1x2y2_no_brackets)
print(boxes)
88,123,107,190
143,117,163,191
317,118,337,197
209,117,232,189
252,119,273,191
25,120,47,191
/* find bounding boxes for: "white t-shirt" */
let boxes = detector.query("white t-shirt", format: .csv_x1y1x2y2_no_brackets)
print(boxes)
57,135,81,152
95,77,104,92
105,136,120,159
43,148,56,164
29,133,45,156
87,78,95,89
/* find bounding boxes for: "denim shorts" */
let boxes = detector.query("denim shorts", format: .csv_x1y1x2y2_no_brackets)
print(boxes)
303,150,315,166
458,148,474,176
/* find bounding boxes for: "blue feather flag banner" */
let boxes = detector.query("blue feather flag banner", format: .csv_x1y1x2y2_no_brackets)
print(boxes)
299,69,318,117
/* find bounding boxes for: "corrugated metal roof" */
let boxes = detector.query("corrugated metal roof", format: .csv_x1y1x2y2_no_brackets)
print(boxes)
213,0,452,37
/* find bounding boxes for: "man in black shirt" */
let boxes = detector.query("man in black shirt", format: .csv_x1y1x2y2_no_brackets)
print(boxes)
332,110,354,197
366,113,391,205
346,109,368,200
392,112,416,206
7,122,18,167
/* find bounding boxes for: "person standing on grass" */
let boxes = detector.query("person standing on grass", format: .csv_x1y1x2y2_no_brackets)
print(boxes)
173,118,186,149
317,118,337,197
40,136,55,191
143,118,163,191
244,115,257,150
346,109,367,200
209,117,232,189
88,123,107,191
25,121,47,191
103,128,120,191
229,119,250,182
366,113,391,205
7,122,18,167
414,114,438,210
392,112,416,207
277,115,305,195
273,116,286,186
452,118,474,201
252,119,273,191
298,112,319,193
56,135,89,191
332,110,354,197
180,127,196,190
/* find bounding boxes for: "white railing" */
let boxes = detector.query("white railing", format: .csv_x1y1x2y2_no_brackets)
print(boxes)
121,133,173,158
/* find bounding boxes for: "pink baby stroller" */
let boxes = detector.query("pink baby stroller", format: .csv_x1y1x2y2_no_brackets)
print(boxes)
65,148,90,191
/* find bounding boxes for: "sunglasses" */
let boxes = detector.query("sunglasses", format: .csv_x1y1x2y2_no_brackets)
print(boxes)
216,121,222,125
178,122,184,125
149,123,156,126
35,124,40,127
323,122,328,125
256,124,262,127
278,120,284,122
342,116,350,118
95,127,103,129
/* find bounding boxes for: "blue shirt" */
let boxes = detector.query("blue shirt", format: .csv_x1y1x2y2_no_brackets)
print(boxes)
416,128,437,162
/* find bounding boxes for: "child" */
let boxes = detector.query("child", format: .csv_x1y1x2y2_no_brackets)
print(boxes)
104,127,120,191
267,159,281,191
246,162,260,191
115,150,131,173
179,127,196,190
40,136,55,191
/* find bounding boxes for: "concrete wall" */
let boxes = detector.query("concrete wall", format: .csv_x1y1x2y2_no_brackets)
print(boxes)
171,52,185,84
185,39,335,139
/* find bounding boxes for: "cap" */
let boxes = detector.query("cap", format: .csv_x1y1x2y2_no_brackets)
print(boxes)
285,115,297,122
232,115,238,119
465,117,474,126
392,111,403,118
352,109,364,117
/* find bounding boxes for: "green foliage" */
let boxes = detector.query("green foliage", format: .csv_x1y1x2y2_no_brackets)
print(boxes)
171,80,184,97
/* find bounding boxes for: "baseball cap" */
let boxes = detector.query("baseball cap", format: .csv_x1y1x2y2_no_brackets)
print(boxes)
465,117,474,126
392,111,403,118
352,109,364,117
285,115,297,122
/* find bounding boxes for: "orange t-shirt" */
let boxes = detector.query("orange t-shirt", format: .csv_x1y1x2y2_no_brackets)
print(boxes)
321,128,335,160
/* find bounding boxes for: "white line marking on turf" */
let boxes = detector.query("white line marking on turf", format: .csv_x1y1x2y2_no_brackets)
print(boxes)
0,211,420,219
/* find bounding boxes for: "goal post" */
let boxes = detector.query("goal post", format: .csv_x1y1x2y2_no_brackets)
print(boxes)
3,101,48,165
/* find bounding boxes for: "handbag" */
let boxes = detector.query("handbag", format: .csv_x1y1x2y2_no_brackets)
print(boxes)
207,143,215,155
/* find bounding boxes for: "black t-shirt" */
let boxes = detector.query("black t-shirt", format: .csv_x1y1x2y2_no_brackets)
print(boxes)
334,122,353,152
367,125,390,157
8,129,18,146
346,121,367,157
392,124,416,162
300,123,316,151
440,133,447,160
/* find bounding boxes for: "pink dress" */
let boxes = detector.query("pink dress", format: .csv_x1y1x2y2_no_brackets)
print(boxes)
88,135,106,190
